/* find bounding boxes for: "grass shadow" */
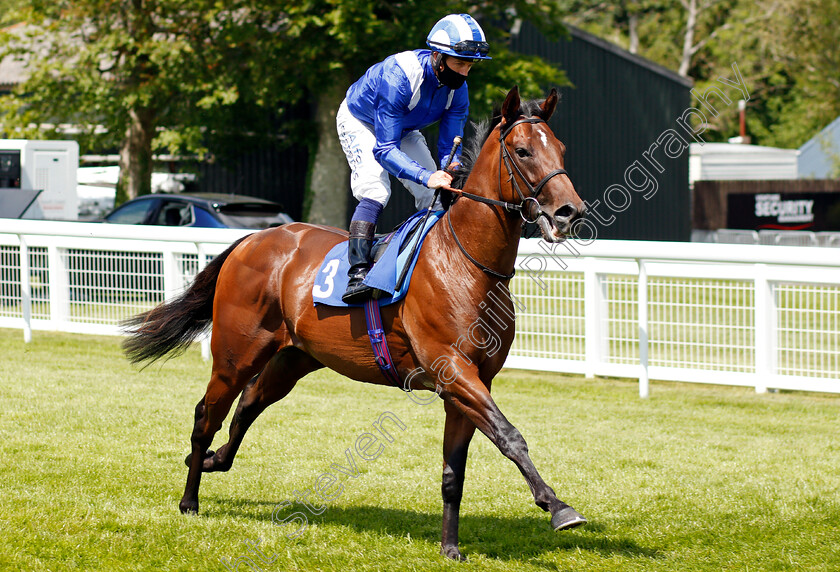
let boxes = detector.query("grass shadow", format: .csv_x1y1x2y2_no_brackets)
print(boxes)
206,497,659,563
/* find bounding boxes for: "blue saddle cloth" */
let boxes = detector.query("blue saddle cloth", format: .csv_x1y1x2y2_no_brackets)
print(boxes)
312,210,445,307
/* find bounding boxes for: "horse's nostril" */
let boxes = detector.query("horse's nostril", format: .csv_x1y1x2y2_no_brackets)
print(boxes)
554,203,578,222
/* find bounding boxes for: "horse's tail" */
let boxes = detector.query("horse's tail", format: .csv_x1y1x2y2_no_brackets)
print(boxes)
121,235,250,367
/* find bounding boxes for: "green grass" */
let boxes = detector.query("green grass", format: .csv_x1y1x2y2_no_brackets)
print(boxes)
1,328,839,571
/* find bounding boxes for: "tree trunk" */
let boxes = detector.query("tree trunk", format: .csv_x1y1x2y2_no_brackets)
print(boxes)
679,0,698,77
628,13,639,54
116,107,156,204
306,80,351,228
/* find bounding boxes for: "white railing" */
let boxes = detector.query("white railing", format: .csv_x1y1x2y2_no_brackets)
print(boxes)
2,219,839,395
0,220,249,341
510,239,840,395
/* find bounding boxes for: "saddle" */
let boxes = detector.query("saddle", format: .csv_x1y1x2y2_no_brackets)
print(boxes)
312,210,444,308
370,219,426,264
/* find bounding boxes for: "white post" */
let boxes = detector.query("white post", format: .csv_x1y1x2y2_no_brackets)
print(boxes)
162,248,178,301
753,264,773,393
19,236,32,343
197,243,212,362
47,244,70,329
638,259,649,398
583,258,599,378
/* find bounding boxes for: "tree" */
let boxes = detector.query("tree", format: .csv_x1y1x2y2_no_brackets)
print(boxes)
561,0,668,55
558,0,801,146
2,1,570,225
751,0,840,147
273,1,570,226
0,1,292,202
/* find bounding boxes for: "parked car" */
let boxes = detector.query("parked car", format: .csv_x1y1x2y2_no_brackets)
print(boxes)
102,193,294,229
68,193,292,303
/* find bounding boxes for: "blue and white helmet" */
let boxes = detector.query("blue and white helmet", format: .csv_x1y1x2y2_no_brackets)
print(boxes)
426,14,491,61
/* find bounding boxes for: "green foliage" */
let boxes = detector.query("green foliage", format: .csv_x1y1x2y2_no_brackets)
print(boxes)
4,0,839,190
0,0,570,202
261,0,570,111
468,46,570,119
561,0,840,149
0,1,294,157
751,0,840,148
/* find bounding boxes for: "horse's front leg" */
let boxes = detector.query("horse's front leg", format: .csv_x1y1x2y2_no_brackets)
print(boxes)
440,400,477,561
442,370,586,534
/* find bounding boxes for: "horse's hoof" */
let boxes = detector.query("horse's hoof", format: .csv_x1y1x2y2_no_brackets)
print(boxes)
184,450,214,467
441,546,467,561
551,506,587,530
203,454,232,472
179,499,199,515
202,445,232,472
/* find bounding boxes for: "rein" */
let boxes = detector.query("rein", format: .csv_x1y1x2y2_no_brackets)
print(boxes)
446,116,569,280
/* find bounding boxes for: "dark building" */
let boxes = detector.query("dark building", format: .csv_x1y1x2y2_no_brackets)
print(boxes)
511,23,692,241
195,143,309,223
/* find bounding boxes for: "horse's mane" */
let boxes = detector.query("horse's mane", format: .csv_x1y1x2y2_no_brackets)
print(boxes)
443,98,547,210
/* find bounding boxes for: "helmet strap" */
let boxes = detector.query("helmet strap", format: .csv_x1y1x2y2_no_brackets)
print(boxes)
431,52,444,86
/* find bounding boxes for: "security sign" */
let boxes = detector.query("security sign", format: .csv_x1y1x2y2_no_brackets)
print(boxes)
727,192,840,231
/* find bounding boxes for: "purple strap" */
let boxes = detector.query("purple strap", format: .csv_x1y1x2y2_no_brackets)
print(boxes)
364,298,403,389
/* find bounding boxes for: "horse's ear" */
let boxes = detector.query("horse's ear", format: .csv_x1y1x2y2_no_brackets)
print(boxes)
539,88,559,121
501,86,521,124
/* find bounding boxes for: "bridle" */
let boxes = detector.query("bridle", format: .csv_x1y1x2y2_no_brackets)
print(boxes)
446,116,569,279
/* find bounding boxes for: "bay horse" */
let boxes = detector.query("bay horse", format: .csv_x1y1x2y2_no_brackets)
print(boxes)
123,86,587,560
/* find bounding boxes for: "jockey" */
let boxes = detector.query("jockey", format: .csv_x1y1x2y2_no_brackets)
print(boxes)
337,13,492,304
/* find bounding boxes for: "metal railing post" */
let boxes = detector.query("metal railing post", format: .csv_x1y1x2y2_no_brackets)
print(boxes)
19,236,32,343
47,244,70,329
196,243,212,361
583,258,600,378
638,259,649,398
753,264,775,393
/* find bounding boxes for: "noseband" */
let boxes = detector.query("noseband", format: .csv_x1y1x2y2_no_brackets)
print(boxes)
446,115,570,279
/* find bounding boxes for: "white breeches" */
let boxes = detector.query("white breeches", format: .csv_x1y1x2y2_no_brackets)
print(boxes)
337,99,441,210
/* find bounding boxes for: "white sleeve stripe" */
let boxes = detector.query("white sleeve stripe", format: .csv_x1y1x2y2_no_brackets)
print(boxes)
446,91,454,110
394,51,424,111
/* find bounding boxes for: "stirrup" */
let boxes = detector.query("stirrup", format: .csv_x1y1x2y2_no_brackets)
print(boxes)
342,269,374,304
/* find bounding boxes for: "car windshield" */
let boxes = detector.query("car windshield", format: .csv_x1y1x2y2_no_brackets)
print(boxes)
154,201,193,226
106,198,156,224
215,202,290,229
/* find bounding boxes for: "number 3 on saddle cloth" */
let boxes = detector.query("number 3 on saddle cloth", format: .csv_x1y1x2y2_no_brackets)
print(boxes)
312,209,445,389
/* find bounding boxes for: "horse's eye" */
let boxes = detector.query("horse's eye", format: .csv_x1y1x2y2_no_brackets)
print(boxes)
516,148,531,158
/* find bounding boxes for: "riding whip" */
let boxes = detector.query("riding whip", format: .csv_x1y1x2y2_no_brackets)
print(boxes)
394,136,462,292
443,136,462,172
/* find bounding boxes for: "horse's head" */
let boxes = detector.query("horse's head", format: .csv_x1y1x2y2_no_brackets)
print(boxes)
496,86,585,242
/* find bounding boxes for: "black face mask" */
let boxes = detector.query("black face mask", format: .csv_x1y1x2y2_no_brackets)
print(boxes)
437,57,467,90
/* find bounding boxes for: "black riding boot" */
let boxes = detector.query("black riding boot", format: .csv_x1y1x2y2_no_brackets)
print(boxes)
342,220,376,304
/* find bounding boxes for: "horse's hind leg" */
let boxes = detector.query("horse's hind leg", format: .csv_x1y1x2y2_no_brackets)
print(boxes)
179,332,280,515
202,347,323,473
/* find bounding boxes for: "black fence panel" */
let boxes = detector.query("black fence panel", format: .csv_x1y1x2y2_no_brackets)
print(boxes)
195,142,308,223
